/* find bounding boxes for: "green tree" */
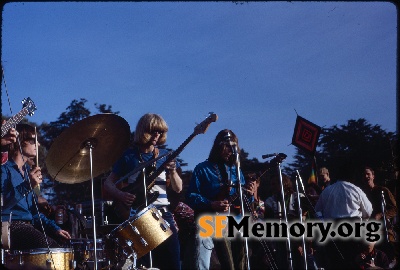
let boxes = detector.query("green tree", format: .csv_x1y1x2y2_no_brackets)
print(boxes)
40,98,91,150
39,99,122,205
286,118,397,187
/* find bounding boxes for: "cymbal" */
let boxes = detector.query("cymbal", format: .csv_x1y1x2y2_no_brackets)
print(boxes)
46,114,130,184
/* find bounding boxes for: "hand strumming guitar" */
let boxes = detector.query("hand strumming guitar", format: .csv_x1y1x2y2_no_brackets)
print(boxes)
211,200,230,212
242,180,257,196
104,171,137,207
121,192,137,207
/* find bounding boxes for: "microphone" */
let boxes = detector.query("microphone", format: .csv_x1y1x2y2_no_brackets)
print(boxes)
224,132,237,155
262,153,278,159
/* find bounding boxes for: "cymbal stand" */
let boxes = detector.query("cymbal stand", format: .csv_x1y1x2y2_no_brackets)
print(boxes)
85,140,98,270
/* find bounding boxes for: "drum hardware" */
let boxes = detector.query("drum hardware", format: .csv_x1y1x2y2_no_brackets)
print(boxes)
160,223,168,232
46,114,130,270
4,248,75,269
107,204,173,261
151,212,159,221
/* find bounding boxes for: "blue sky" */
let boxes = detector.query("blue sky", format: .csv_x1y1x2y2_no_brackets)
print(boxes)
1,2,397,172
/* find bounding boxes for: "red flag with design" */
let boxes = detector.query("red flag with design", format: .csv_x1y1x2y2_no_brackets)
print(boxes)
292,115,321,155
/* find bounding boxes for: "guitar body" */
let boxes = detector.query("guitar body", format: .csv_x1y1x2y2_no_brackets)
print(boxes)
113,170,157,222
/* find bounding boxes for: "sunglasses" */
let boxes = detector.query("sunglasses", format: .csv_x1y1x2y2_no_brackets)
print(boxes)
24,138,36,145
149,130,164,135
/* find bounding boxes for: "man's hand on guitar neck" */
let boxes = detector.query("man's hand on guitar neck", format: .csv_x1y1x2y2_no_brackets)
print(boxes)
243,180,257,197
211,200,230,212
1,120,18,148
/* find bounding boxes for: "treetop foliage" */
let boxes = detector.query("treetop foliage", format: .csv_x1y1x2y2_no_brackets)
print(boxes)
3,98,396,205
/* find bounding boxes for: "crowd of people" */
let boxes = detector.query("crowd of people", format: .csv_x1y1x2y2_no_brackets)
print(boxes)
1,114,398,270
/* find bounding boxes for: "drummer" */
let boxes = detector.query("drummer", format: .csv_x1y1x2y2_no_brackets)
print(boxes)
1,123,71,250
104,113,182,269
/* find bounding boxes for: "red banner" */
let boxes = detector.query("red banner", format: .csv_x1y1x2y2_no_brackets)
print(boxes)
292,115,321,155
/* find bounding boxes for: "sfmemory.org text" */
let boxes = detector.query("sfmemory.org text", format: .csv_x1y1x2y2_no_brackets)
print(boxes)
198,215,382,243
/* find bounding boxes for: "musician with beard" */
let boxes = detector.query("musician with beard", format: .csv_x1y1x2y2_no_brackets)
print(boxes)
185,129,255,270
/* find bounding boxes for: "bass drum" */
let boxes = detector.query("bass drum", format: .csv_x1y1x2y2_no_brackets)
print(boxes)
108,204,172,259
4,248,75,270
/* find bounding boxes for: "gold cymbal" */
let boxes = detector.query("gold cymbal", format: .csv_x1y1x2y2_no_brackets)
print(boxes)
46,114,130,184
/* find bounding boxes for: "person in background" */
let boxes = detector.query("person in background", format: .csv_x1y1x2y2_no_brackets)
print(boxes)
317,167,331,191
355,242,390,269
1,123,71,250
361,166,398,269
315,169,373,270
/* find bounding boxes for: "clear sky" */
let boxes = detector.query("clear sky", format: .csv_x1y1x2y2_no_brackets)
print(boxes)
1,2,397,172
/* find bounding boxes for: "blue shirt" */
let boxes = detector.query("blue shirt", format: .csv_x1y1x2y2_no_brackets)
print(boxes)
1,160,61,233
186,160,246,212
112,147,179,205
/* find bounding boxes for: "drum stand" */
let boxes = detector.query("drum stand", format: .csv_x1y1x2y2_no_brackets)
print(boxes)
121,166,154,270
141,167,154,269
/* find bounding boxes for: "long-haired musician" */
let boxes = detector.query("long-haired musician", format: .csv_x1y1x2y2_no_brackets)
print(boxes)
1,123,71,250
185,129,255,270
104,113,182,269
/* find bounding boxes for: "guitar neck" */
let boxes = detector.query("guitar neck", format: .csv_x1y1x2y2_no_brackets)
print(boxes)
1,107,30,137
146,132,197,190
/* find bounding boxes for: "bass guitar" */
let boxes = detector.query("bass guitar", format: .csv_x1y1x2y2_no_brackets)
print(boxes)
114,113,218,220
1,97,37,137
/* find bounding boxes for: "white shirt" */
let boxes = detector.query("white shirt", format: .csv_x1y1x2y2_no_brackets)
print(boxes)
315,180,372,219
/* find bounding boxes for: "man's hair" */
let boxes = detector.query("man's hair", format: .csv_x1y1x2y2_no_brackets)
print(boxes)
319,167,329,176
133,113,168,145
208,129,240,165
9,123,36,155
365,166,375,176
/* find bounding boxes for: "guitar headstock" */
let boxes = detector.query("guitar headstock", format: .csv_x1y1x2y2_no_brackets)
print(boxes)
22,97,37,116
194,112,218,135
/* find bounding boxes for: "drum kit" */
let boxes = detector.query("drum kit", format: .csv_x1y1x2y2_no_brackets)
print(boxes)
3,114,172,270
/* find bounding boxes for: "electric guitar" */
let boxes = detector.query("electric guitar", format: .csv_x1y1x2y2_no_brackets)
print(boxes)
114,113,218,220
1,97,37,137
216,153,287,213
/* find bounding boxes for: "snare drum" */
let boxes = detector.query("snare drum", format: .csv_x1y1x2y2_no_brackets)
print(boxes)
108,204,172,259
4,248,74,269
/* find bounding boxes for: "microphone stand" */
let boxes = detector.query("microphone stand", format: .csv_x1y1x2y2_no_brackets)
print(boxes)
295,172,308,270
381,191,389,243
296,170,345,262
277,160,293,270
233,148,251,270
